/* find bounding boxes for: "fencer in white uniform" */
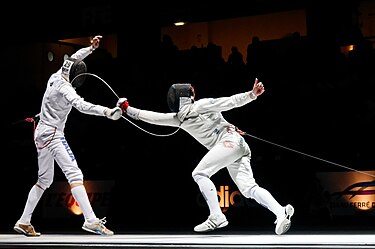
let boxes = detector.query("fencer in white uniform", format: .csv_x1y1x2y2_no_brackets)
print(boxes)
118,78,294,235
14,35,120,236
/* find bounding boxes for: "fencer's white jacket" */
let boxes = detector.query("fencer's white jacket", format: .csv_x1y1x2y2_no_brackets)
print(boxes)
127,91,257,150
39,46,107,131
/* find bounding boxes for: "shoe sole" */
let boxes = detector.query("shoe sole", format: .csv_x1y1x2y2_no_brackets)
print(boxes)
285,204,295,218
194,220,229,232
218,220,229,229
82,226,113,236
82,226,102,235
14,226,26,235
14,226,40,237
275,204,294,235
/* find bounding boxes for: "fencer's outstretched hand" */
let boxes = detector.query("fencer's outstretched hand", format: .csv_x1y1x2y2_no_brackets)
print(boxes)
252,78,265,96
91,35,102,49
117,98,129,112
104,107,122,120
117,98,140,120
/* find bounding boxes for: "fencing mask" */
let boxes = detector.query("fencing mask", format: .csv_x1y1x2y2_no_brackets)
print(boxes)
167,83,195,112
61,57,87,88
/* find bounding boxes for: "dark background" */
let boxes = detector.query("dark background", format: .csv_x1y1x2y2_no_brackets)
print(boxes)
2,0,375,234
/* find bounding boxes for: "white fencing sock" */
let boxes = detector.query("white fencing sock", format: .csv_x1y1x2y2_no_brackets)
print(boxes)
194,175,222,215
250,186,284,217
19,185,44,224
71,185,97,222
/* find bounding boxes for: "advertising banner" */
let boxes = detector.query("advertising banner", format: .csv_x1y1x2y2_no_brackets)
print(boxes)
316,171,375,216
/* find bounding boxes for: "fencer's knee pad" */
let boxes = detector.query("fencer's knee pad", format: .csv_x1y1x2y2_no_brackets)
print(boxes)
192,172,208,183
65,168,84,185
37,177,53,190
36,167,54,190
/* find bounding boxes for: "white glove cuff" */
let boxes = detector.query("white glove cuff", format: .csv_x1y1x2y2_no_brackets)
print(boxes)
104,107,122,120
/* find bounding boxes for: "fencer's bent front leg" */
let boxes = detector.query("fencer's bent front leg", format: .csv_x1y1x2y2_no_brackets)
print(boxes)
192,173,222,214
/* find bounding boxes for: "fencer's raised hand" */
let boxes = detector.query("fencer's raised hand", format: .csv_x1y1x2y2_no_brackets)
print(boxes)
104,107,122,120
90,35,102,49
116,98,129,112
252,78,265,96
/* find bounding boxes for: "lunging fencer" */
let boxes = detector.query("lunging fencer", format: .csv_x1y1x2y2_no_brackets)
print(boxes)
14,35,121,236
117,78,294,234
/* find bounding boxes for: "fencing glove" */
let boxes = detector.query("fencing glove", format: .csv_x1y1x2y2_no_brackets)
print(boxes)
104,107,122,120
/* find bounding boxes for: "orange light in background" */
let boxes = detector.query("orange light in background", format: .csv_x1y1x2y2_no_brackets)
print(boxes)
336,173,375,211
66,194,83,215
42,181,115,219
340,44,356,56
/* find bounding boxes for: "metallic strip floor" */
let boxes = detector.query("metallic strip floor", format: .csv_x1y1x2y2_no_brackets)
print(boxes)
1,233,374,249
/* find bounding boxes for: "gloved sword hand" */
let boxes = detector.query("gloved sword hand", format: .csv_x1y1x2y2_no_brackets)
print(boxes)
104,107,122,120
117,98,129,112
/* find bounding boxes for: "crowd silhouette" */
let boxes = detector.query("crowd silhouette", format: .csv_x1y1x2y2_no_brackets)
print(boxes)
156,33,375,172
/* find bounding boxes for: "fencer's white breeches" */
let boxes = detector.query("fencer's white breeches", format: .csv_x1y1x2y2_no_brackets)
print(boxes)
191,132,284,216
192,132,258,197
34,123,83,190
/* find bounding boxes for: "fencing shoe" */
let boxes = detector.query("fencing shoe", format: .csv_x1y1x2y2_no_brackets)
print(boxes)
14,221,41,237
194,213,228,232
82,217,114,235
275,204,294,235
